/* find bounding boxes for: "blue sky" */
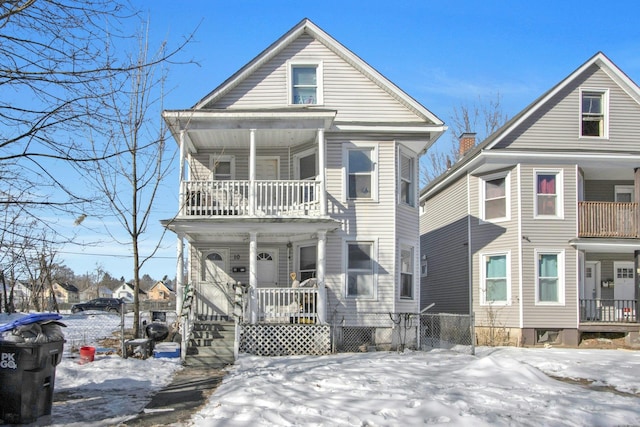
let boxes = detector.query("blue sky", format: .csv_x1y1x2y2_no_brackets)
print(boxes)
61,0,640,280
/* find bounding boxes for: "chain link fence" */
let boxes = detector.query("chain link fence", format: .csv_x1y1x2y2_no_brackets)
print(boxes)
332,312,474,355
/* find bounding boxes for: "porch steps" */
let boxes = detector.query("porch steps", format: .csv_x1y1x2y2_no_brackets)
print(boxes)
186,320,236,368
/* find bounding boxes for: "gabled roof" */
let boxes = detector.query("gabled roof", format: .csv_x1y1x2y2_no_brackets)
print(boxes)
150,281,174,292
55,282,79,293
193,18,443,126
422,52,640,198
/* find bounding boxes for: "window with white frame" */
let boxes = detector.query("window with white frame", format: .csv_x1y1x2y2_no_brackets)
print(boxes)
347,147,376,200
535,170,563,217
298,245,317,281
481,172,509,221
400,246,414,299
580,89,608,138
481,253,509,304
399,152,415,206
346,242,374,298
289,61,323,105
536,250,564,304
210,155,235,180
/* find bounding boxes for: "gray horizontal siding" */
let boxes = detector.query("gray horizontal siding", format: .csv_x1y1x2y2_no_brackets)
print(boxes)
209,35,422,123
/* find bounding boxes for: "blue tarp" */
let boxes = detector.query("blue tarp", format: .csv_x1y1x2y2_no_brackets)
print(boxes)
0,313,63,333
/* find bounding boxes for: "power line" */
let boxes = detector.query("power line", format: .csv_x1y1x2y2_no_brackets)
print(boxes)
57,250,175,259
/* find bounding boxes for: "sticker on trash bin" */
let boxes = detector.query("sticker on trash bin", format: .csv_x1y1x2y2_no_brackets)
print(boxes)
0,352,17,369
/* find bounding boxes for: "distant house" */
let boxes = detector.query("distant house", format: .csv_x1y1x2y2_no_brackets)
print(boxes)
50,282,80,303
147,281,174,301
113,282,147,302
0,280,31,309
79,286,113,301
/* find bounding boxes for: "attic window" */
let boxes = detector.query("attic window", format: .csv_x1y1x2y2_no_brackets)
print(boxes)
289,61,323,105
580,89,608,138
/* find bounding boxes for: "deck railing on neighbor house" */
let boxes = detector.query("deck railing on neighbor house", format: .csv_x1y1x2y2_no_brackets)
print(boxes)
579,299,637,323
578,201,638,238
255,287,319,324
183,180,320,217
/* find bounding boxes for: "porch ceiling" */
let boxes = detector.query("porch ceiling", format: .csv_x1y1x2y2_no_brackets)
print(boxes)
570,237,640,253
161,217,341,243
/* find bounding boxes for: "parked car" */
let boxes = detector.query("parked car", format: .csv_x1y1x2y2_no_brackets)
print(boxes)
71,298,125,314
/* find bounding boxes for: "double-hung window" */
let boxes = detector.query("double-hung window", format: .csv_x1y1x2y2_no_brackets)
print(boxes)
481,172,509,221
580,89,608,138
289,61,323,105
535,170,563,218
399,152,415,206
481,253,509,304
346,242,374,298
347,146,376,200
400,246,414,299
536,250,564,304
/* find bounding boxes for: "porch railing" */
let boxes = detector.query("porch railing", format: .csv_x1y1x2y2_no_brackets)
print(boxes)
255,287,319,324
578,201,638,238
579,299,637,323
183,180,320,217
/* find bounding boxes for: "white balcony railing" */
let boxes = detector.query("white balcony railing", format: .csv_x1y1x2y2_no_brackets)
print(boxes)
256,287,319,324
183,180,320,217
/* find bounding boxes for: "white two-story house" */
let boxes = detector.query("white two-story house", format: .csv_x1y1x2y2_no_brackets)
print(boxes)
162,18,444,361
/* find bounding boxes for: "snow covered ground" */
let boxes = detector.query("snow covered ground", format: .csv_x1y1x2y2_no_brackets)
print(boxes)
2,312,640,426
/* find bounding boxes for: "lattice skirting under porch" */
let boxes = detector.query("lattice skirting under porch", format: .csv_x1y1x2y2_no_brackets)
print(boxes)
239,323,331,356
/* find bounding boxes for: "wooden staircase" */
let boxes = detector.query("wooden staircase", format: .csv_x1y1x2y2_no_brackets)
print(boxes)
186,319,236,368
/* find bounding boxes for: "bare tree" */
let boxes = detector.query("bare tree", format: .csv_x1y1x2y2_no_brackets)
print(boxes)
0,1,194,255
86,28,178,337
422,92,509,185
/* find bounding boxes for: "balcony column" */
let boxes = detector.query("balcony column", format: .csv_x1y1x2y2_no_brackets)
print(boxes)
178,130,186,216
635,250,639,325
175,233,185,314
316,230,327,324
249,129,257,216
635,168,640,238
318,128,327,216
249,231,258,324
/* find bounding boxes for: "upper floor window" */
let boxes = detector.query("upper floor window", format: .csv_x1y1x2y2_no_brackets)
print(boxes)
346,241,375,298
210,155,235,180
535,170,563,218
536,250,564,305
289,61,323,105
399,152,415,206
580,89,608,138
481,253,510,305
400,245,414,299
480,172,509,222
347,146,376,200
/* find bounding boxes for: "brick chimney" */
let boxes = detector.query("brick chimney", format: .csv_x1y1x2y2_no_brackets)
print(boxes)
458,132,476,158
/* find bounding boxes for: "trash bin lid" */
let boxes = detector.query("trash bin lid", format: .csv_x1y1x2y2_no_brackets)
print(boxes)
0,313,63,333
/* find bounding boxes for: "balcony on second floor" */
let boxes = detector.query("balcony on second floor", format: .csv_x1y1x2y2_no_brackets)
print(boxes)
183,179,321,217
578,201,639,238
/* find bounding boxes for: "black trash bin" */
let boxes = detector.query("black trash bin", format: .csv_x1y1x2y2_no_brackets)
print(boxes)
0,339,65,424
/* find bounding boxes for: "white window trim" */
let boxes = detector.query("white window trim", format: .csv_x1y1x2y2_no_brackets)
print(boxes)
579,88,609,139
293,147,318,180
344,239,378,300
615,185,635,202
399,242,416,300
209,154,235,180
533,169,564,219
342,142,379,203
398,148,416,207
287,59,324,105
479,171,511,223
534,249,565,306
480,251,511,306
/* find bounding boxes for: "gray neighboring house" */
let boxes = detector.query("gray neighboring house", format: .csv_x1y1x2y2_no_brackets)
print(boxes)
420,52,640,347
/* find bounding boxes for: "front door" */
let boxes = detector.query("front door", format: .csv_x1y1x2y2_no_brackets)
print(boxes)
613,261,635,321
200,250,234,319
257,250,278,287
582,261,599,320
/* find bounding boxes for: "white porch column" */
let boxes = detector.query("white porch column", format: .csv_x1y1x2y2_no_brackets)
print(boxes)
249,129,256,216
178,130,186,216
318,128,327,216
176,234,185,314
249,231,258,323
316,230,327,324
